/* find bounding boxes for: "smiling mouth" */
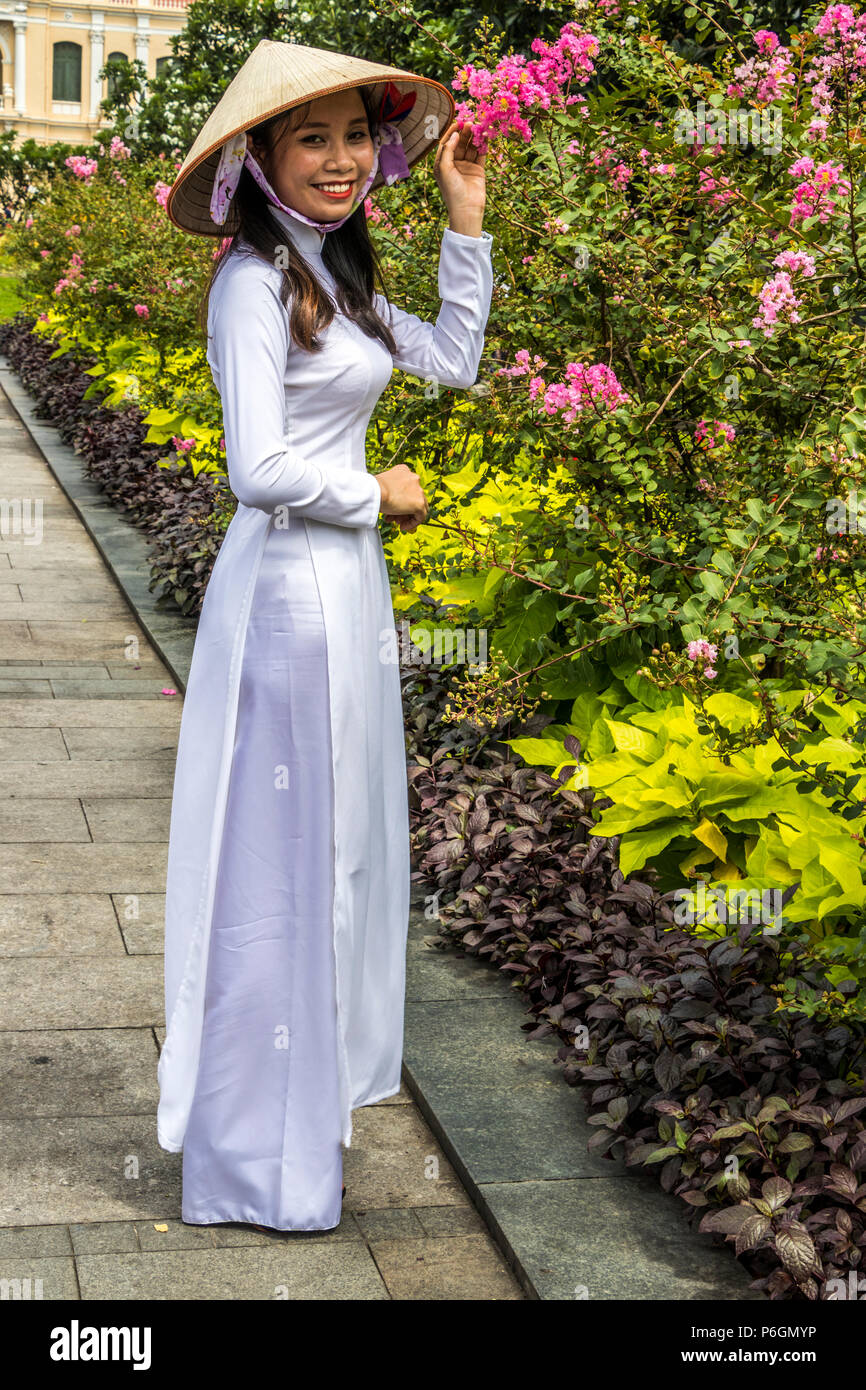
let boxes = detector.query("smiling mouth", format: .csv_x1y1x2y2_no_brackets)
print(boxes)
312,180,355,198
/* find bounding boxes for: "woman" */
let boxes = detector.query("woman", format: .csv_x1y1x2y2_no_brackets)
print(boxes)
158,40,493,1233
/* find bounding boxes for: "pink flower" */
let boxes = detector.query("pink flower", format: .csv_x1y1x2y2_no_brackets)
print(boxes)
452,21,600,154
687,638,719,664
133,303,150,319
153,181,171,209
695,420,735,448
65,155,98,181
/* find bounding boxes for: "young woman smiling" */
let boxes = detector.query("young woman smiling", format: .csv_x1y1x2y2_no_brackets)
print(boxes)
160,41,493,1236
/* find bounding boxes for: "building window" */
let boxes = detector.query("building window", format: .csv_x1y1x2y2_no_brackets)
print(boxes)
106,52,129,100
53,43,82,103
155,56,173,79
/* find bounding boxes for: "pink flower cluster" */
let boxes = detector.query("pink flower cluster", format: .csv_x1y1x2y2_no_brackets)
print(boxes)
694,420,736,448
497,348,548,378
726,29,795,102
752,272,802,337
452,21,600,153
54,250,84,296
172,435,195,453
697,164,736,209
773,247,817,277
108,135,131,159
537,362,630,423
752,246,818,340
788,155,850,225
134,303,150,319
154,181,171,209
65,155,97,181
805,4,866,118
686,638,718,679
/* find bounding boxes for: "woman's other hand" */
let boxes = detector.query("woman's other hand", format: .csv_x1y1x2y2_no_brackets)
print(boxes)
376,464,429,525
433,120,486,239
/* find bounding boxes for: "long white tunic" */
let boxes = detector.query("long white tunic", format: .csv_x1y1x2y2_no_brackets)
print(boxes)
157,204,493,1228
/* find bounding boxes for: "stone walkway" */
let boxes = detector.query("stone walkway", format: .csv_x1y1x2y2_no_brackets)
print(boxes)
0,383,524,1300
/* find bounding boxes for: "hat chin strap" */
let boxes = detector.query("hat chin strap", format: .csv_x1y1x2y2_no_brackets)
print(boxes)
210,120,410,234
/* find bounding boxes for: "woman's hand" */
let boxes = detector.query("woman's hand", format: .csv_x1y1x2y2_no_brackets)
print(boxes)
376,464,429,528
433,120,487,238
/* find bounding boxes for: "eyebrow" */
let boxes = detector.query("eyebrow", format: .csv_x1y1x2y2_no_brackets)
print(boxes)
295,117,369,130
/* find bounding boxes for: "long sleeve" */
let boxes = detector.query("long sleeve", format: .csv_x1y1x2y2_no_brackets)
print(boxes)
208,258,382,526
373,227,494,389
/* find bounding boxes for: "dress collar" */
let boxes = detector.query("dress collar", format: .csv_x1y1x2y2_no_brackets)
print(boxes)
268,204,326,258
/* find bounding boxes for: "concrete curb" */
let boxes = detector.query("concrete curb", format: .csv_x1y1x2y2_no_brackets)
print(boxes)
0,357,764,1302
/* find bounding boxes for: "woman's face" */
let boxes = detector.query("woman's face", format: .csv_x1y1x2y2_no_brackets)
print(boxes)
250,89,375,223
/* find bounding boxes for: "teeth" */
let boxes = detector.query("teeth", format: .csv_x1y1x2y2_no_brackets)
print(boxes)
316,183,352,192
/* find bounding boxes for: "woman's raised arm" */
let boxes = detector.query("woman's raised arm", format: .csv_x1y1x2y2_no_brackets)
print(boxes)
373,226,494,390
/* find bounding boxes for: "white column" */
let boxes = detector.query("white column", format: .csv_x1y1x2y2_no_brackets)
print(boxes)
89,20,105,122
134,17,149,82
13,13,26,117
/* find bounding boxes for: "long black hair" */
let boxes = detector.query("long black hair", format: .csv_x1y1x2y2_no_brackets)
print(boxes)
196,83,398,356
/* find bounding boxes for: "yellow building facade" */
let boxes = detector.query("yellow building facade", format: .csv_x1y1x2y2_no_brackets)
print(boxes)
0,0,189,144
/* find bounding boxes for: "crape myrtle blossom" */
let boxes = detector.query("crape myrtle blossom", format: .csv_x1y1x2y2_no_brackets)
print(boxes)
154,182,172,209
452,21,600,154
498,351,630,422
726,29,796,102
788,155,850,225
752,245,817,339
54,250,84,296
804,4,866,116
686,638,719,680
694,419,736,448
65,155,97,181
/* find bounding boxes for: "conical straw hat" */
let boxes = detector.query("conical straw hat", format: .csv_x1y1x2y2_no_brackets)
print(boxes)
167,39,456,237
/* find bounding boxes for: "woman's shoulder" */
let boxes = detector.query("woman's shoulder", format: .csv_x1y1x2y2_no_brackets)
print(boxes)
214,241,284,292
208,244,287,332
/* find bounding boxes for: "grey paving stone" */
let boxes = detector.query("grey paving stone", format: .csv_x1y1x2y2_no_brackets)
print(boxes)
1,623,160,663
0,1029,159,1116
70,1222,139,1254
112,893,164,955
0,728,68,761
0,664,108,677
106,663,182,681
0,697,180,727
0,1115,179,1225
82,798,171,842
0,761,175,800
414,1204,487,1237
61,728,179,760
0,1224,73,1256
50,682,176,700
0,681,54,696
369,1233,524,1301
343,1102,469,1210
0,842,167,894
404,997,627,1182
479,1178,765,1301
0,1257,79,1299
0,894,123,956
134,1220,217,1251
0,798,91,841
352,1207,427,1242
0,955,164,1028
75,1243,389,1300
